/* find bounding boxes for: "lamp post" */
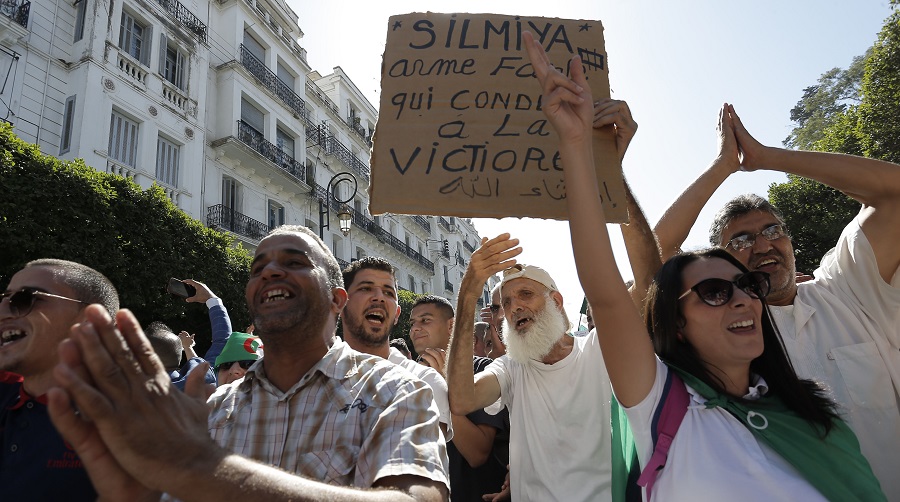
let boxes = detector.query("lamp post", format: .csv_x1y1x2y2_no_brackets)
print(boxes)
319,172,358,239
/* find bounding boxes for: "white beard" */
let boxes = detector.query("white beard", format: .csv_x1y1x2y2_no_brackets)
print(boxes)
502,300,567,364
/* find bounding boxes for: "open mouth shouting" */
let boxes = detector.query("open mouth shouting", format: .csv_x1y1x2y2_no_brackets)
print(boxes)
261,288,294,304
364,308,387,327
0,328,26,347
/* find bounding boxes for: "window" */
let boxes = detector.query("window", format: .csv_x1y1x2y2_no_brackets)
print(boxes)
222,176,241,210
241,98,264,134
119,12,149,64
356,247,366,260
109,111,138,166
59,96,76,155
159,36,186,89
74,0,87,42
408,275,416,293
421,281,427,294
156,136,180,187
268,200,284,229
275,128,294,158
276,61,294,88
243,30,265,63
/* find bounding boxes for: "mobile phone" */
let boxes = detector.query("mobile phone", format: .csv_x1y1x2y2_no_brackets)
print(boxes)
166,278,196,298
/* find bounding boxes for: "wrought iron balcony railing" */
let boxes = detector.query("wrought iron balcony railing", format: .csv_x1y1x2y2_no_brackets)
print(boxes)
444,280,454,293
411,215,430,233
207,204,268,241
0,0,29,27
154,0,205,42
438,216,453,232
346,115,367,141
236,120,306,182
305,125,370,181
305,80,340,117
463,240,476,253
239,44,309,121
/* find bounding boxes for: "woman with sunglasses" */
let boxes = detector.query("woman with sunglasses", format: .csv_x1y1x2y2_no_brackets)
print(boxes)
520,32,884,500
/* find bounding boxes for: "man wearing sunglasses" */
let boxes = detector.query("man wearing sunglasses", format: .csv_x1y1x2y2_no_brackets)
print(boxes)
651,103,900,497
212,331,261,385
1,258,118,502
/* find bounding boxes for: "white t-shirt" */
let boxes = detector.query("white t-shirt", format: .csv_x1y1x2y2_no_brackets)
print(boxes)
773,217,900,498
388,348,454,442
625,359,825,502
481,330,612,502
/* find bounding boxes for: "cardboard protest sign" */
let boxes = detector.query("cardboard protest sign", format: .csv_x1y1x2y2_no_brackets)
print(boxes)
370,12,626,222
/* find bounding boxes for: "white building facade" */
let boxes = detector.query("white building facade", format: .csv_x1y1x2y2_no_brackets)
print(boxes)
1,0,496,307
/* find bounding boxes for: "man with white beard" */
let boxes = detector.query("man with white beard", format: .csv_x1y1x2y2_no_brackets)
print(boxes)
447,242,614,502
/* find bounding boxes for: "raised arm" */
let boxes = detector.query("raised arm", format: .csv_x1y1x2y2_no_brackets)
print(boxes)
447,235,521,416
729,104,900,282
654,104,741,260
184,279,233,364
523,31,655,406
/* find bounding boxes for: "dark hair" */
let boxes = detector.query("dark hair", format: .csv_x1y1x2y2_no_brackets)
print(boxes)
709,194,788,247
25,259,119,316
411,294,455,319
644,248,838,434
342,256,396,289
263,225,343,289
389,337,411,357
144,321,182,372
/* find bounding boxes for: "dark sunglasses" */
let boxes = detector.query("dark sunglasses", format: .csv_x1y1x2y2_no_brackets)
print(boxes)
678,271,770,307
489,304,501,314
216,360,255,373
0,288,89,317
724,224,787,251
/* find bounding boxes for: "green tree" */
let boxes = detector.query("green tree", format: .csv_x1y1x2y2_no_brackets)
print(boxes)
0,124,252,355
857,11,900,163
392,288,421,359
768,175,860,274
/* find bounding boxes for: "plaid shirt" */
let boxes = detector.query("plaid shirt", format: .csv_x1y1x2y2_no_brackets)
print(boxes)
207,339,448,489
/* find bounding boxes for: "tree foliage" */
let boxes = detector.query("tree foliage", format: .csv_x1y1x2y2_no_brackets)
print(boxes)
0,124,252,354
773,10,900,272
768,175,860,274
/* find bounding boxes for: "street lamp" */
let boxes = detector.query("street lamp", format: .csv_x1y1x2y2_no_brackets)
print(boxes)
319,172,358,239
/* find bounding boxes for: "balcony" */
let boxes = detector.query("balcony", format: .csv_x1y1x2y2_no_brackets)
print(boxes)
305,125,370,181
0,0,28,29
463,240,476,253
239,44,309,122
444,279,454,293
235,120,306,181
456,254,466,267
305,80,340,117
312,183,433,273
411,215,430,233
337,258,350,270
153,0,206,42
346,115,368,142
438,217,453,232
207,204,268,241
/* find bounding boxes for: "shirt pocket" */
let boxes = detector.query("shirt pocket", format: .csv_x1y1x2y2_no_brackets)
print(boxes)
831,342,894,409
296,445,360,485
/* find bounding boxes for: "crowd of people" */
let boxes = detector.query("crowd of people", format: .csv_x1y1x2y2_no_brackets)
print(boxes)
1,33,898,502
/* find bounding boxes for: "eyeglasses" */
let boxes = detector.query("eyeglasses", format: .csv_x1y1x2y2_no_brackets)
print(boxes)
724,224,787,251
0,288,89,317
489,304,501,314
215,360,255,373
678,271,770,307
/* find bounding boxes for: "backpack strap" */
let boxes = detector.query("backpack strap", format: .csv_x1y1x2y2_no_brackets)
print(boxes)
637,369,690,501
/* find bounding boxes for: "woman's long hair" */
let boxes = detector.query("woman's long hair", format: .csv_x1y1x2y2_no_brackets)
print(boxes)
643,248,838,435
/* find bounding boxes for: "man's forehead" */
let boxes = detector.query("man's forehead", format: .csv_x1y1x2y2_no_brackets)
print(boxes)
6,266,70,295
723,211,782,241
350,268,396,290
253,234,317,262
411,303,441,318
501,277,546,296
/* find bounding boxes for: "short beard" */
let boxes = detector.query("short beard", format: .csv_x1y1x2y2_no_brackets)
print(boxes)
250,297,328,346
502,300,567,364
341,309,390,348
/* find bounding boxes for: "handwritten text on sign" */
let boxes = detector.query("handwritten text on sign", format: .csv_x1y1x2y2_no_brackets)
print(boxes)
370,13,626,222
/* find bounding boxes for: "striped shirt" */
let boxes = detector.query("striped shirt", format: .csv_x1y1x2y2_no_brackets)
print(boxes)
207,338,449,489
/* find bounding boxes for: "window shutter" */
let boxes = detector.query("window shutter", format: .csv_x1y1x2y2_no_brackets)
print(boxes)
158,32,167,75
142,25,153,66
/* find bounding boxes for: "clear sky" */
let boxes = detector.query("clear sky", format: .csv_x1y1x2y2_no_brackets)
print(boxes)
291,0,895,323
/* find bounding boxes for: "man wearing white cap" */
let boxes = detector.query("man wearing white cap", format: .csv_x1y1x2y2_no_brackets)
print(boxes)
447,236,613,502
